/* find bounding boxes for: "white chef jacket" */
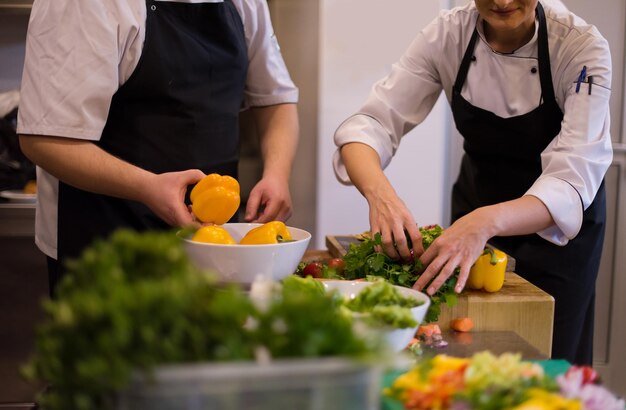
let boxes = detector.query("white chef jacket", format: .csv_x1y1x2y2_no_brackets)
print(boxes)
17,0,299,259
333,0,612,246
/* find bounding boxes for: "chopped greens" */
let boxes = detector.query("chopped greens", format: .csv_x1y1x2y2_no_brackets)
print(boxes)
343,280,423,329
341,225,458,323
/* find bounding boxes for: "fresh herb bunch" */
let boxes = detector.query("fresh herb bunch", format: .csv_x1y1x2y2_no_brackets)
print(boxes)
23,230,379,410
342,225,458,323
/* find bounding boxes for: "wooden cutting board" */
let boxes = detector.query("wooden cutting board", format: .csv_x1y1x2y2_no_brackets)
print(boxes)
437,272,554,358
312,239,554,357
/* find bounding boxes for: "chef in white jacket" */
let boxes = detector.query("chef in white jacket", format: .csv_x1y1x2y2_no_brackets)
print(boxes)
18,0,299,294
334,0,612,365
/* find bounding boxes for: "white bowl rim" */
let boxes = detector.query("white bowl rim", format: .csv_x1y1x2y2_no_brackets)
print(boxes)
179,223,312,247
320,279,431,306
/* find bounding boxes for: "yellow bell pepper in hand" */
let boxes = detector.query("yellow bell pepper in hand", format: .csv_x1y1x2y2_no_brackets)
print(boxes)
190,174,240,225
466,248,507,293
239,221,293,245
192,225,236,244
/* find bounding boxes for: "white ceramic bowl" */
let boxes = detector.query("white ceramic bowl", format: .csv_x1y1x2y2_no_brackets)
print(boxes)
321,280,430,352
182,223,311,285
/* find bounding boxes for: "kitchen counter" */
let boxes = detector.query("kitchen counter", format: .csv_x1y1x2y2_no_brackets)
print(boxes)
303,250,555,358
422,329,547,360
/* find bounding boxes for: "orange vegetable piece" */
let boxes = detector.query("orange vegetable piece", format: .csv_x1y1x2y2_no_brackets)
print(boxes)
416,324,441,338
450,317,474,333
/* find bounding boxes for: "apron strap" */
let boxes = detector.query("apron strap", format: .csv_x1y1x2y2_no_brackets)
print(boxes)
453,29,479,94
453,2,555,105
535,2,556,104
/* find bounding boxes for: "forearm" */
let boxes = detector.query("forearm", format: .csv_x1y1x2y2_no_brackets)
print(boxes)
252,103,299,181
340,142,398,203
19,134,156,202
473,195,555,239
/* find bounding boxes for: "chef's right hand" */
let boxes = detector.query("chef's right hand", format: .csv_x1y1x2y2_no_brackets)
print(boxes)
143,169,205,227
368,191,424,262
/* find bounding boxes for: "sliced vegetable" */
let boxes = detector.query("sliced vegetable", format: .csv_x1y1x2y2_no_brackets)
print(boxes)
450,317,474,333
417,323,441,338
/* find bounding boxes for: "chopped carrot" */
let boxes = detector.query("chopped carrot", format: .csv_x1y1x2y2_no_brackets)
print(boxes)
450,317,474,333
417,324,442,337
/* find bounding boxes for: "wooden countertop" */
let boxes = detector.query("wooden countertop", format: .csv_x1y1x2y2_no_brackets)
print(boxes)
303,250,555,358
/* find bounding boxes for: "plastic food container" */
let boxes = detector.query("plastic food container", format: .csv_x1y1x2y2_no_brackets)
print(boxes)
116,357,381,410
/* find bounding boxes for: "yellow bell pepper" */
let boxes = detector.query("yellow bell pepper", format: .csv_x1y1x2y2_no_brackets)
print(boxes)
191,225,236,244
466,248,507,293
239,221,293,245
190,173,240,225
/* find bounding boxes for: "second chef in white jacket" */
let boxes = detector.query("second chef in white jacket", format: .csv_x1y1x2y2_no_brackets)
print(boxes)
334,0,612,365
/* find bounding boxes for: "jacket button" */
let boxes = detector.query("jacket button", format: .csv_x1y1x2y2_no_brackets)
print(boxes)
531,66,538,74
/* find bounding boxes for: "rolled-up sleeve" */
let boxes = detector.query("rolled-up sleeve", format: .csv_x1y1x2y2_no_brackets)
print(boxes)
16,0,127,140
239,0,298,108
527,34,612,245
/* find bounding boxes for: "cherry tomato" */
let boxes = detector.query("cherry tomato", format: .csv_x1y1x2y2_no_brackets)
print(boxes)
302,262,324,278
327,258,345,275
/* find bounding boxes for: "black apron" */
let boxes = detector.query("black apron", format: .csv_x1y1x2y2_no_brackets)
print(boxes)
450,3,605,365
56,0,248,277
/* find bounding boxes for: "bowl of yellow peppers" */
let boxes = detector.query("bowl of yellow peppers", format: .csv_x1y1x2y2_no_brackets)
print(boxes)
183,222,311,285
181,174,311,285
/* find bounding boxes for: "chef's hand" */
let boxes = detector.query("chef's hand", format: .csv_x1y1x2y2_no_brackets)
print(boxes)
368,191,424,262
413,208,492,295
244,175,292,223
143,169,205,227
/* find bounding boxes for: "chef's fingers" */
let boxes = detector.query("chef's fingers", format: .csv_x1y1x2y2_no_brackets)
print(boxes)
256,199,280,223
380,228,401,260
274,201,293,222
392,226,412,261
405,224,424,258
454,261,472,293
424,259,460,295
244,190,263,222
413,250,445,291
369,223,383,254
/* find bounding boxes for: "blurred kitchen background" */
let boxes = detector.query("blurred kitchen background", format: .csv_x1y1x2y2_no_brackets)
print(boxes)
0,0,624,406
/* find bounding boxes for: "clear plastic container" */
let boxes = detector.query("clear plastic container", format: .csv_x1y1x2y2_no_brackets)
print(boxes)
116,357,381,410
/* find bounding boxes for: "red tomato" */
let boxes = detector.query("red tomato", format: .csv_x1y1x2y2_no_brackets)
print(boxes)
327,258,345,275
302,262,323,278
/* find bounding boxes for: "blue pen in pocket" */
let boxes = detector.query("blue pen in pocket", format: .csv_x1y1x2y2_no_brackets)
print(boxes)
576,65,587,93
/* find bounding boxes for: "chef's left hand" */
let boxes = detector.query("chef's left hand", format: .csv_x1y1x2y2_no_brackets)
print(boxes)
244,175,293,223
413,208,492,295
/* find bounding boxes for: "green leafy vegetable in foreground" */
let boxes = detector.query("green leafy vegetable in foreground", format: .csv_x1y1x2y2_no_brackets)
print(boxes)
23,230,380,410
344,280,422,328
341,225,458,323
